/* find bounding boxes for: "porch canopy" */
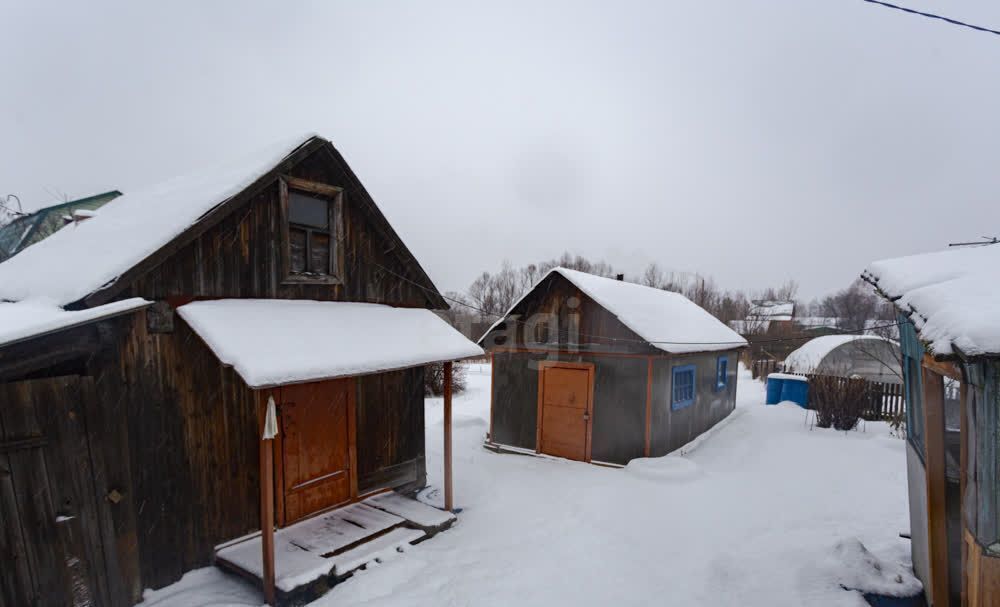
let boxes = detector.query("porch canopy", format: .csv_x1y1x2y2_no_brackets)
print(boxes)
177,299,483,388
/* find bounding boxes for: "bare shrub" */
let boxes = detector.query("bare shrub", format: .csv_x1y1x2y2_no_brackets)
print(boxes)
425,362,468,396
810,375,869,431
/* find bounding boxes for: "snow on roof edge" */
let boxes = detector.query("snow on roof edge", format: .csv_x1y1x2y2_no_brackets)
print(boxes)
479,267,747,354
0,133,322,306
0,297,152,349
178,299,484,389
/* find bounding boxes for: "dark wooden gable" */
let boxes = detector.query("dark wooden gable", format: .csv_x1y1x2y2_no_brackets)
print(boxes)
480,272,657,354
83,137,447,310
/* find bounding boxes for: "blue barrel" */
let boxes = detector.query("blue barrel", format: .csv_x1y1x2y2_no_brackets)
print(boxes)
780,376,809,408
765,376,784,405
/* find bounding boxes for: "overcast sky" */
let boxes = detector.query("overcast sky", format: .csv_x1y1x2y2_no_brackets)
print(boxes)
2,1,999,301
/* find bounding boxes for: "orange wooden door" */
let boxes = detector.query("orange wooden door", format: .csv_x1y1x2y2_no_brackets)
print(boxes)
279,378,354,524
538,364,593,461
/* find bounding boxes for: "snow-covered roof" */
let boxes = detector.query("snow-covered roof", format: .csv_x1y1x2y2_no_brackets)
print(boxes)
0,134,318,305
483,267,747,354
0,297,151,348
748,300,794,321
863,243,1000,357
794,316,841,330
784,335,892,374
177,299,484,388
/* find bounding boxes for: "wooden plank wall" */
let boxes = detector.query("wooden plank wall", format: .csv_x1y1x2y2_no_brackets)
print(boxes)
122,154,432,308
108,313,261,593
0,376,112,607
356,367,426,494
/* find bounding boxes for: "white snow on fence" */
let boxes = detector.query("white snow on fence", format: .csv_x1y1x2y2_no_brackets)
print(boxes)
0,133,319,305
864,243,1000,356
0,297,151,348
483,267,747,353
177,299,484,388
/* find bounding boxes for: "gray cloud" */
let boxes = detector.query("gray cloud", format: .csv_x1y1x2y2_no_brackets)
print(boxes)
2,0,999,300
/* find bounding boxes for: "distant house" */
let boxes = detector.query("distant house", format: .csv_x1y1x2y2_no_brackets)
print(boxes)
0,190,121,262
783,335,902,384
479,268,747,466
728,300,795,336
863,243,1000,607
0,134,482,606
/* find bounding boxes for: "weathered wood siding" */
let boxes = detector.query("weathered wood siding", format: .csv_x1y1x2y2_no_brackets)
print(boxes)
0,143,445,604
0,376,112,607
356,367,427,494
121,150,432,307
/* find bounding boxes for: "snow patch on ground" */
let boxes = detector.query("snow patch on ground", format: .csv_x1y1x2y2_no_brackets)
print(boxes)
142,362,915,607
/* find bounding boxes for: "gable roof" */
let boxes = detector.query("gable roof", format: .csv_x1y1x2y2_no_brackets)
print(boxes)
0,190,121,262
481,267,746,354
0,134,447,309
863,243,1000,358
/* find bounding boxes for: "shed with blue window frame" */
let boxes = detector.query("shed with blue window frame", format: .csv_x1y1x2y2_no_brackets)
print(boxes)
478,268,747,466
864,244,1000,607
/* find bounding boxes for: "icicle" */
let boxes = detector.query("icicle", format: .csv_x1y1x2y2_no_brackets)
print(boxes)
262,395,279,440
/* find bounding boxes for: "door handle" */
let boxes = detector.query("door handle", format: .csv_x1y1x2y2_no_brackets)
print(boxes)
583,413,590,421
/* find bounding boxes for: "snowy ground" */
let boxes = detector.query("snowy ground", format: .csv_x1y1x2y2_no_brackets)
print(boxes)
140,363,917,607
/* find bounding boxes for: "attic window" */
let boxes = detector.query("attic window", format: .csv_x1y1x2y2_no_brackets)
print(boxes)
281,177,344,283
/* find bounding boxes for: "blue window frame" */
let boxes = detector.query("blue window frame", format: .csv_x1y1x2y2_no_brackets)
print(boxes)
672,364,696,410
715,356,728,391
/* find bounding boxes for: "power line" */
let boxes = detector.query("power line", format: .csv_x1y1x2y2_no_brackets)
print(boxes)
861,0,1000,37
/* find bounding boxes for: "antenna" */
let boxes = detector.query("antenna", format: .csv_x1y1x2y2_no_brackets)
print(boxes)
948,236,999,247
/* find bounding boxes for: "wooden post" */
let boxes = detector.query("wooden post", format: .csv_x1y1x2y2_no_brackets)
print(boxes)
444,361,454,512
259,394,277,605
922,369,949,607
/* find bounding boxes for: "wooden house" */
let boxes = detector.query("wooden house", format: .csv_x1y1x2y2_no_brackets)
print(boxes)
0,134,482,606
864,245,1000,606
479,268,747,466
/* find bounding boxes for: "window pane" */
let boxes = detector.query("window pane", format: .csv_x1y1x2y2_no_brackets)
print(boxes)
289,191,329,229
310,232,331,275
289,228,307,273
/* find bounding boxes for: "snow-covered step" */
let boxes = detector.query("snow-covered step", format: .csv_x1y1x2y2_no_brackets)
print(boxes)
331,527,426,575
213,492,456,602
364,492,456,530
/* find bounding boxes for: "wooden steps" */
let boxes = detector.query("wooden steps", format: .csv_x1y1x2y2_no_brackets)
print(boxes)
215,492,455,605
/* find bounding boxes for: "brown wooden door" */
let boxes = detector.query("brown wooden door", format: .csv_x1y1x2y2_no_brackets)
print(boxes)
537,363,593,462
0,376,112,607
278,378,356,525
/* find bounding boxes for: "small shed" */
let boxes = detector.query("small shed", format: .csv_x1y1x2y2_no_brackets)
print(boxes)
479,268,747,466
864,242,1000,607
0,134,483,606
783,335,902,384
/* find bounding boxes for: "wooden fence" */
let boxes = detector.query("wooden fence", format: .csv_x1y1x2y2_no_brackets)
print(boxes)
750,358,781,380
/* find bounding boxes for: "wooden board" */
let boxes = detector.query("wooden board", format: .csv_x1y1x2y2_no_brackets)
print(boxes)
278,379,355,525
536,362,594,462
216,500,413,593
0,376,110,607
